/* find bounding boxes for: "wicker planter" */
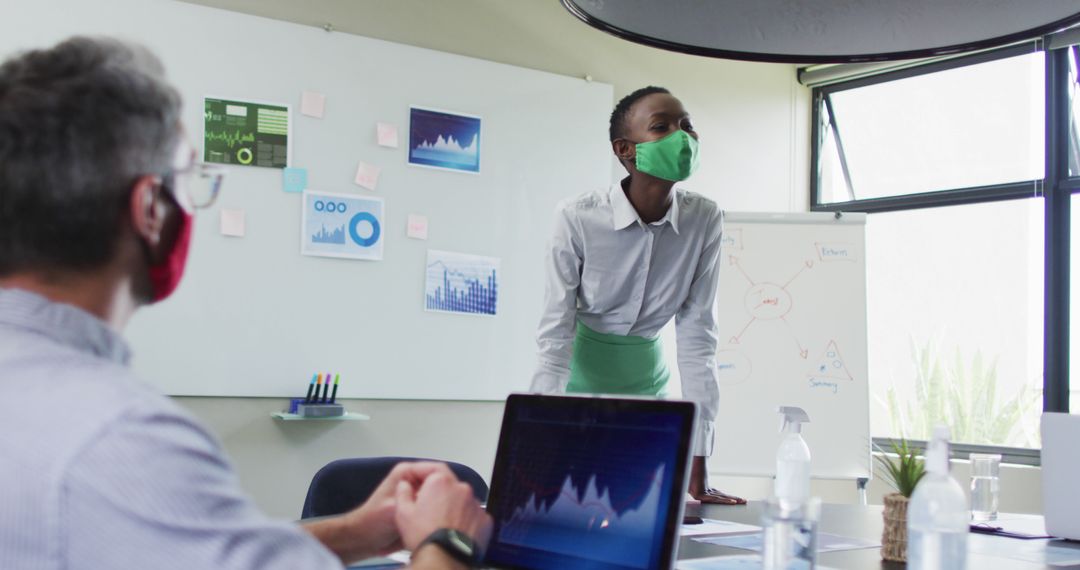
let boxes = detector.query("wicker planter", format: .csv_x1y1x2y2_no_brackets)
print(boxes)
881,493,909,562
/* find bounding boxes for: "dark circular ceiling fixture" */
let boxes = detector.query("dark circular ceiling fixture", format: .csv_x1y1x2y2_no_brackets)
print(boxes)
561,0,1080,64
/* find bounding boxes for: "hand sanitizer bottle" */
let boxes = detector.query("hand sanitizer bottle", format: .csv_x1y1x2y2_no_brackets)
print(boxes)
774,406,811,506
907,426,968,570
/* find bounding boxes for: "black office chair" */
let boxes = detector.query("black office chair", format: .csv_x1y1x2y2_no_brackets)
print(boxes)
300,456,489,519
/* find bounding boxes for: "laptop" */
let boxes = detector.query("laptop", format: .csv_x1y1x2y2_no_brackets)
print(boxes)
1042,412,1080,540
482,394,697,570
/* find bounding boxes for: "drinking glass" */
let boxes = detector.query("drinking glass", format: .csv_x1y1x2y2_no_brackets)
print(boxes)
762,497,821,569
970,453,1001,521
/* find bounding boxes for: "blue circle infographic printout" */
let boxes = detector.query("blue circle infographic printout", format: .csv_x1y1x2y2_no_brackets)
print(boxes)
301,190,384,261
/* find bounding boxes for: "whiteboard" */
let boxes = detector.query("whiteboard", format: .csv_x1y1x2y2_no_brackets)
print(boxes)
0,0,613,399
712,212,870,480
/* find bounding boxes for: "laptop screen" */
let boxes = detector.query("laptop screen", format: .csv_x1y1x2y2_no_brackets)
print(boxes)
484,394,695,570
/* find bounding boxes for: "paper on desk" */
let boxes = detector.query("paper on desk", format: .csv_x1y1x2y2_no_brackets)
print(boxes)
693,532,879,553
969,534,1080,567
975,513,1051,538
677,554,839,570
346,550,408,569
681,518,761,536
677,555,796,569
346,558,402,569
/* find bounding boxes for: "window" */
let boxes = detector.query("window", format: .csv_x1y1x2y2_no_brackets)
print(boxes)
1071,193,1080,413
818,52,1044,204
867,200,1043,448
812,39,1080,455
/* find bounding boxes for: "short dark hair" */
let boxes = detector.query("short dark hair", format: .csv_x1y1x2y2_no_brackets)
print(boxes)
0,37,182,276
608,85,670,142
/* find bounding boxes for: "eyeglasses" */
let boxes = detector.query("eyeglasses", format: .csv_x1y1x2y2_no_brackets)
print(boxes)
164,161,225,213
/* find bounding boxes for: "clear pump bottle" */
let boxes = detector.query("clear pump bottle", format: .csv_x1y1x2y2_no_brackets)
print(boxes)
907,426,968,570
774,406,811,506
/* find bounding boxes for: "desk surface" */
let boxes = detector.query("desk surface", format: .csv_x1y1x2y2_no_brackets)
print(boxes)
345,502,1079,569
682,501,1080,569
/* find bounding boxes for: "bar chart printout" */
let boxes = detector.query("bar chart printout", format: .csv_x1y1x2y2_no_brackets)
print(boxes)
424,250,500,316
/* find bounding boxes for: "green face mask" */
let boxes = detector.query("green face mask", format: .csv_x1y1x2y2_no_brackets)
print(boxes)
633,130,700,182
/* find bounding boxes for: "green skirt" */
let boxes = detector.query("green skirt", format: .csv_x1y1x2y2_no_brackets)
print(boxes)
566,321,670,396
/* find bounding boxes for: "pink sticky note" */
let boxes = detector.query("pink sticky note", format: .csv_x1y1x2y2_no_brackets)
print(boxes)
376,122,399,148
301,91,325,118
407,214,429,240
220,208,246,237
354,161,381,191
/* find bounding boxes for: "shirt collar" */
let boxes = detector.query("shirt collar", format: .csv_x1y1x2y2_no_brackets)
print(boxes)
609,183,682,234
665,192,682,234
0,287,132,365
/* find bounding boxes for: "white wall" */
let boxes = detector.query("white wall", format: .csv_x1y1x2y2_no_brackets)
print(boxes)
156,0,809,518
150,0,1038,519
178,398,505,518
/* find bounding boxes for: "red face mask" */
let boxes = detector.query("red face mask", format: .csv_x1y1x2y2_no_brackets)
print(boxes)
146,209,194,303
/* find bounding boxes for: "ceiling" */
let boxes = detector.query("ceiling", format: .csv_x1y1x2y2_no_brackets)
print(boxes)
176,0,603,75
174,0,799,97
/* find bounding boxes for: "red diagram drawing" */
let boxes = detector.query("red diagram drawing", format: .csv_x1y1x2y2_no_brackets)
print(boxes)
809,340,853,381
726,255,814,359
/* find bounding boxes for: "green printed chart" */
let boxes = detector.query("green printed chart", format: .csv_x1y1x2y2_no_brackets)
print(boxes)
204,98,290,168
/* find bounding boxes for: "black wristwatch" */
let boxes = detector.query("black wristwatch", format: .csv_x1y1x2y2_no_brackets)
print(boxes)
415,528,481,567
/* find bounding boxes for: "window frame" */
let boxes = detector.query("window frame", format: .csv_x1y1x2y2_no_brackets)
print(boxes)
809,38,1080,464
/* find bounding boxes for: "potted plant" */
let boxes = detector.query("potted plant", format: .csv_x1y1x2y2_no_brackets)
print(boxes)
877,439,926,562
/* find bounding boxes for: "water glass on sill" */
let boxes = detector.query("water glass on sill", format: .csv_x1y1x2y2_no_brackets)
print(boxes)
970,453,1001,522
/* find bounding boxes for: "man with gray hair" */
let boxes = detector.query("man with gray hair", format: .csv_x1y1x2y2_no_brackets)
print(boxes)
0,37,490,569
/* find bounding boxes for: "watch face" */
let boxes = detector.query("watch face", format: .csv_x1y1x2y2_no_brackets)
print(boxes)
447,530,474,556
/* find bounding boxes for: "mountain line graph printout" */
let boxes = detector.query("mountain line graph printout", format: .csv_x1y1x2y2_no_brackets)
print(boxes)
408,106,481,173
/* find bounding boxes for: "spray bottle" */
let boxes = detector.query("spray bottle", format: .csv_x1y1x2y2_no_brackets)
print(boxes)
907,426,968,569
774,406,811,505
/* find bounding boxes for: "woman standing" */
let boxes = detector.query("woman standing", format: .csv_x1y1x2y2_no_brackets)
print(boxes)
531,86,744,505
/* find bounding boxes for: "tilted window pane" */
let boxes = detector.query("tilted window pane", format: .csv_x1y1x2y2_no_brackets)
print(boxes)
820,52,1044,204
817,107,852,204
1068,45,1080,178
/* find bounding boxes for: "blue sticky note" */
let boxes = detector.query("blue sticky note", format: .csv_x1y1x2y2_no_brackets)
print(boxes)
283,167,308,194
